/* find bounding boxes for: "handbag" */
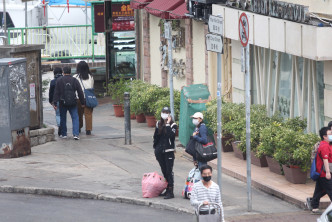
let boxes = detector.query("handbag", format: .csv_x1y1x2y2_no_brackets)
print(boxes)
195,136,218,162
185,138,196,157
79,77,98,108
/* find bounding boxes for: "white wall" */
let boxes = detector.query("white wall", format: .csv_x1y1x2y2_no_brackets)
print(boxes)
149,15,162,86
192,21,206,85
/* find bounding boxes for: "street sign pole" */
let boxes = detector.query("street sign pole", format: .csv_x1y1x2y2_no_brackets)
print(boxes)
165,21,175,120
207,14,223,200
216,51,222,200
245,44,252,212
239,12,252,212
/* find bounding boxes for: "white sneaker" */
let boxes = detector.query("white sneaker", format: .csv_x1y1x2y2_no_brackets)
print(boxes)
73,136,80,140
59,135,67,139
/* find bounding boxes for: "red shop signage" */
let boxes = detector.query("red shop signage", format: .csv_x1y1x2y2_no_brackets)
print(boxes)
112,3,135,31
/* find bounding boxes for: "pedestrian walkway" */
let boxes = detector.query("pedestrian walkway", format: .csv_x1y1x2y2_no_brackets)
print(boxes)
0,98,327,220
209,153,330,209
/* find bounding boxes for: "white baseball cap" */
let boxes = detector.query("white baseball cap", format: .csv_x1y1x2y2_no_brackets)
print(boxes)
191,112,203,119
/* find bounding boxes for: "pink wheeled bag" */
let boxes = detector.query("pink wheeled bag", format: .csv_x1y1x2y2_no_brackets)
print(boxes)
142,172,168,198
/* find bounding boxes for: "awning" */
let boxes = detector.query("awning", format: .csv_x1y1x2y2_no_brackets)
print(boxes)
169,2,188,19
130,0,154,10
145,0,183,19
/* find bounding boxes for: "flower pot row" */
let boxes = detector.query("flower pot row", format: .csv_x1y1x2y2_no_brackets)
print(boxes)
113,105,156,126
231,141,307,184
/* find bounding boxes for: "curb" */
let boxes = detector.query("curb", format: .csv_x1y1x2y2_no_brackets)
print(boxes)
0,185,194,215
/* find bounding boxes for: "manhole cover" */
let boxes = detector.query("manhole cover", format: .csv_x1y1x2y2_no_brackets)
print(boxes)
0,178,7,182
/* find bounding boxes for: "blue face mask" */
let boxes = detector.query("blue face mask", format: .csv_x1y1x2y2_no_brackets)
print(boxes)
328,135,332,142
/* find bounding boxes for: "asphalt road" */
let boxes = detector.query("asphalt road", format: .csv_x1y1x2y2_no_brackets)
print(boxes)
0,193,193,222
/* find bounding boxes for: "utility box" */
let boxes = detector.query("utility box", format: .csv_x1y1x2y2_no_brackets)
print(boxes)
179,84,212,146
0,45,44,129
0,58,31,158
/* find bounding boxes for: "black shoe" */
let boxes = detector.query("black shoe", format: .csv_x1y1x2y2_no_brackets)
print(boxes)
164,187,174,199
159,188,168,197
58,126,61,136
86,130,91,135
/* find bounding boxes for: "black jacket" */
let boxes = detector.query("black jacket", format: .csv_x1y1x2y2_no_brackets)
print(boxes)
153,121,177,153
53,75,85,106
49,74,63,104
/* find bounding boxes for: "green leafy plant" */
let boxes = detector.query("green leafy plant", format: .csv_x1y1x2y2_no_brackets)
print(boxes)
105,78,131,105
273,129,320,172
153,89,181,123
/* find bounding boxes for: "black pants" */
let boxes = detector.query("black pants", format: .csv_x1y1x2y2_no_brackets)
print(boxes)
155,151,174,187
312,176,332,208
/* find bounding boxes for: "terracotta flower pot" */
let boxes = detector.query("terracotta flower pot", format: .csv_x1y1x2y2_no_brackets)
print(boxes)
213,134,234,152
251,151,268,167
175,128,179,137
232,141,246,160
145,115,157,127
282,165,307,184
130,114,136,119
266,156,282,175
113,104,124,117
136,113,146,123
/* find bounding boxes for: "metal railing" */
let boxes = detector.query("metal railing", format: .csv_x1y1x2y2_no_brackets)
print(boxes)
7,25,105,61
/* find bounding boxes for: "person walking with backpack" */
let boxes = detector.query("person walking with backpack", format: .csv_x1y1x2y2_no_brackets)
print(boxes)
49,67,63,136
153,107,177,199
73,61,94,135
52,66,84,140
306,127,332,213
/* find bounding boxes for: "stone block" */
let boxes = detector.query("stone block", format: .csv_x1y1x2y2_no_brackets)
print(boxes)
46,134,55,142
30,137,39,147
30,130,39,137
38,135,47,145
38,127,54,136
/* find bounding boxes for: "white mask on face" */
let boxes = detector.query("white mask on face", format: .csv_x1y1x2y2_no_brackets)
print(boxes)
328,135,332,142
192,119,200,126
161,113,169,120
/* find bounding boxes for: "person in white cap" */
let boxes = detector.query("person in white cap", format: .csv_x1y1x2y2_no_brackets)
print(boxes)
191,112,208,169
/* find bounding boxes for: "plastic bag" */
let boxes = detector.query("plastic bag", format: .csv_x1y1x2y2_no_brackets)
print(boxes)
142,172,168,198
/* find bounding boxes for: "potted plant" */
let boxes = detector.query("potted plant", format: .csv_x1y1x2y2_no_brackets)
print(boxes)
221,102,246,155
257,121,284,173
130,80,149,123
273,129,320,184
237,105,271,163
106,78,130,117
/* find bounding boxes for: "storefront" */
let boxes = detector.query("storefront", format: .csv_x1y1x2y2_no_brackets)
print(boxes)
212,3,332,133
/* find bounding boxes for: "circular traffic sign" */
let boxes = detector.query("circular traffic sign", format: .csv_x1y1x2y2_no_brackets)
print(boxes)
239,13,249,47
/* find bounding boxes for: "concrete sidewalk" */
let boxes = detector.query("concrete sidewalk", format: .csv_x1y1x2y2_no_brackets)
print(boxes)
0,98,328,219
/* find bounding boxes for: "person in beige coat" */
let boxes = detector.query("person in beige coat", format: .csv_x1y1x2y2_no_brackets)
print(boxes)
74,61,94,135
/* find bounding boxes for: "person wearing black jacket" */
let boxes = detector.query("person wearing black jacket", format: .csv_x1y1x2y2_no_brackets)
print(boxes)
53,66,85,140
49,67,63,136
153,107,177,199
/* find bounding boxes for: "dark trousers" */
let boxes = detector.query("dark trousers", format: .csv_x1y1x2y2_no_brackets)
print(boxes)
312,176,332,208
155,151,175,187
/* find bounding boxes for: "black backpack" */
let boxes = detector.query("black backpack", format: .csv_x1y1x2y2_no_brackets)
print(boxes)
62,78,77,106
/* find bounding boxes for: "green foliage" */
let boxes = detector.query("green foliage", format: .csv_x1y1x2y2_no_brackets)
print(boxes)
204,99,217,133
222,102,246,140
153,89,181,122
130,80,180,117
238,105,273,153
273,130,320,172
42,79,51,94
257,121,283,158
283,117,307,131
105,78,131,105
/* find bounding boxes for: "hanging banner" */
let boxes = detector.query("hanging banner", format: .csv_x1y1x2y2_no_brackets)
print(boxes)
112,3,134,32
94,3,105,33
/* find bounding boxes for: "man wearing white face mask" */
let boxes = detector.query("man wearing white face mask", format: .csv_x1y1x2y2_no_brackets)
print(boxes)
191,112,208,169
153,107,177,199
306,127,332,213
